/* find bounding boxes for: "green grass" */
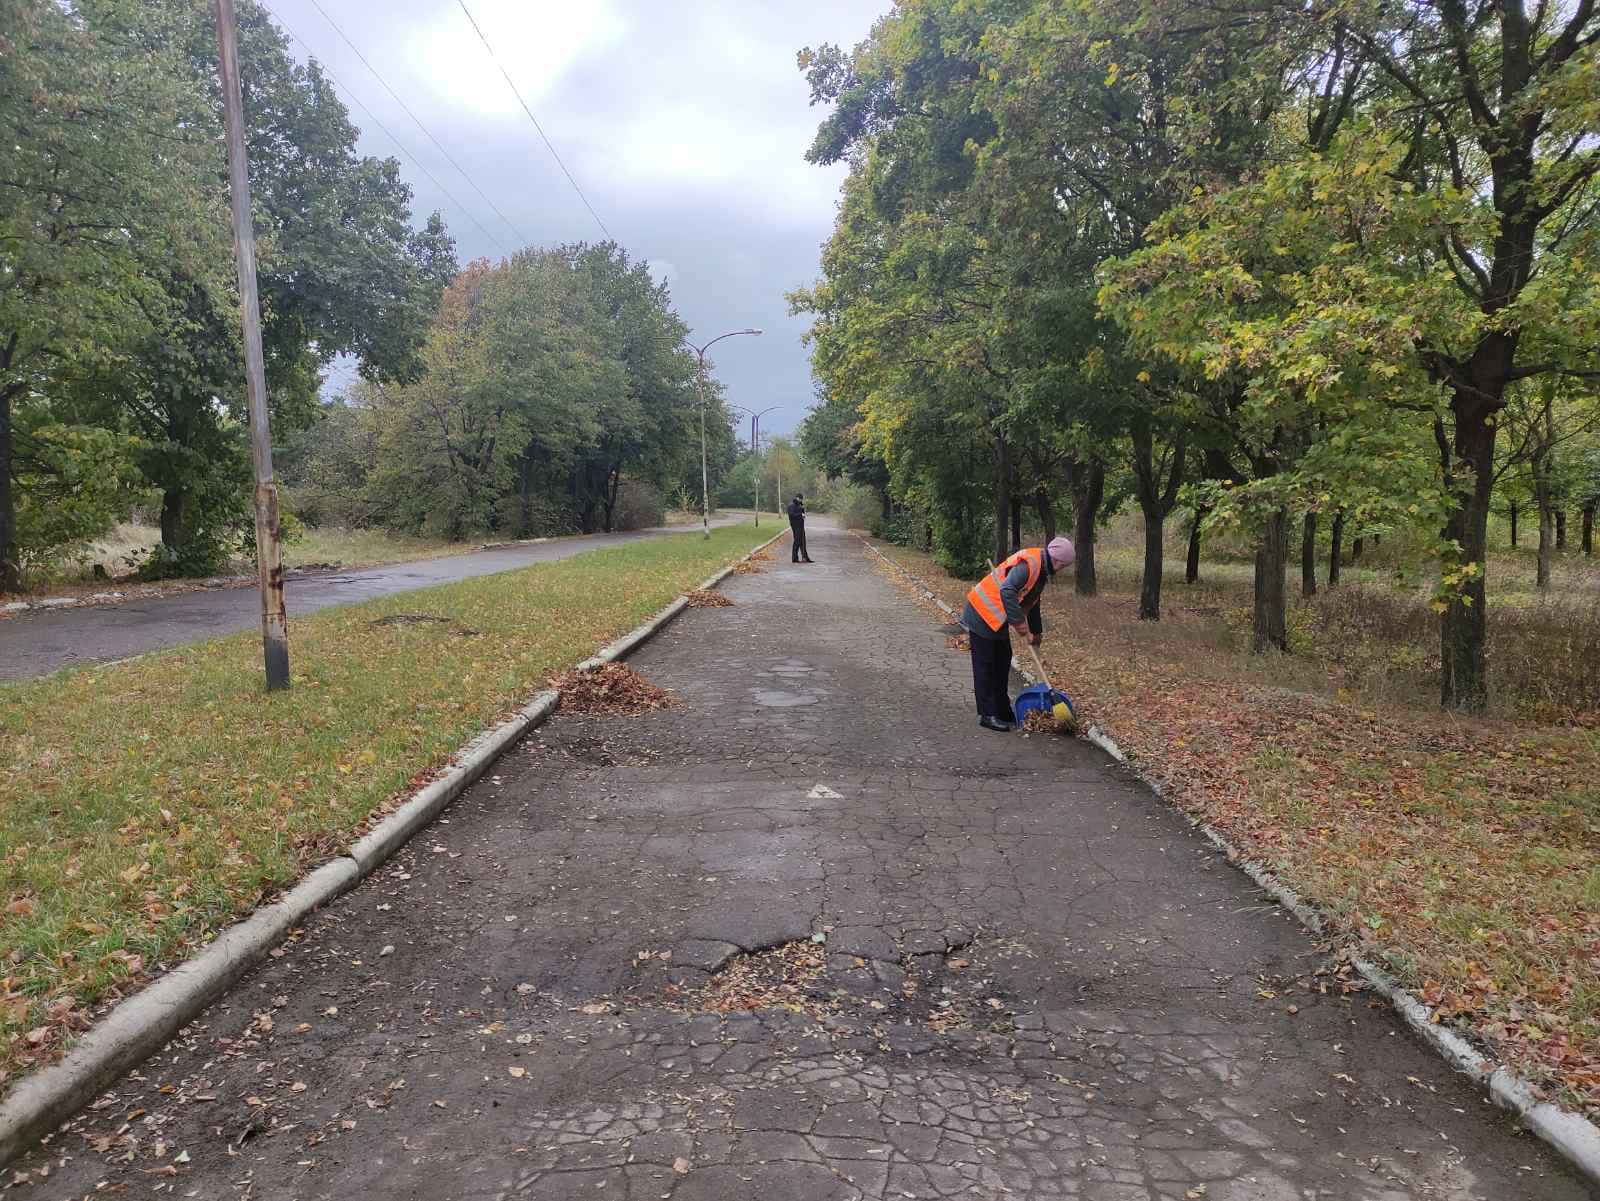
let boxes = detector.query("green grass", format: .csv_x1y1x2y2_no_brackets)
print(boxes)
0,524,776,1082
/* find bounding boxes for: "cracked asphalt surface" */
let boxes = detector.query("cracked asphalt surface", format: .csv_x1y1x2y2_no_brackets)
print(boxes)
0,516,753,682
9,524,1590,1199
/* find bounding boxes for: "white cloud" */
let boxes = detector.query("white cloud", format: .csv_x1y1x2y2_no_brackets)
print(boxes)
403,0,629,121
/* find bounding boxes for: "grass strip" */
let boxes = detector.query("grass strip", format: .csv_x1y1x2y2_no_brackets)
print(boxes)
0,525,777,1084
869,538,1599,1119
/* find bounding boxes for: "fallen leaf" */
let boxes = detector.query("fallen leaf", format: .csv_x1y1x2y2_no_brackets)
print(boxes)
673,1157,691,1175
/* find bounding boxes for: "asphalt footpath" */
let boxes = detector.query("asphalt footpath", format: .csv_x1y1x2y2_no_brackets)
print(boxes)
7,523,1590,1199
0,516,759,682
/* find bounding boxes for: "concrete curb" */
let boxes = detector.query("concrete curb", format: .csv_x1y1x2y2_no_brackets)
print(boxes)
852,532,1600,1189
0,530,781,1170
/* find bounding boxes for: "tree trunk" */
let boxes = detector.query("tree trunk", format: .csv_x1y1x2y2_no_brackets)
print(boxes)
1534,396,1554,591
1439,400,1498,712
1252,508,1289,652
1301,511,1317,597
1070,458,1104,597
1328,510,1344,587
1185,509,1204,584
1130,424,1184,620
0,385,19,593
992,435,1011,568
159,487,189,555
1034,487,1056,543
1140,514,1165,620
1508,504,1518,547
601,467,620,533
1555,509,1567,550
1584,503,1595,556
1352,536,1363,561
1010,495,1022,553
0,387,18,594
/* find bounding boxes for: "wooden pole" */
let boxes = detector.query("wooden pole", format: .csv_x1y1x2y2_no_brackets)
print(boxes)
215,0,289,690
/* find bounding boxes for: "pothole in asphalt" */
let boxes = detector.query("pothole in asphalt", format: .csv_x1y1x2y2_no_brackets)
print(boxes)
947,763,1023,779
751,689,817,707
618,935,1027,1044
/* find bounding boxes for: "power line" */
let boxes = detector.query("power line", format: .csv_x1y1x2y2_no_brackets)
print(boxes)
454,0,614,242
302,0,530,249
260,1,511,257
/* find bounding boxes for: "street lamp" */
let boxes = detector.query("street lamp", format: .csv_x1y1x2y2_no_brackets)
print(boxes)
729,403,779,525
689,329,763,539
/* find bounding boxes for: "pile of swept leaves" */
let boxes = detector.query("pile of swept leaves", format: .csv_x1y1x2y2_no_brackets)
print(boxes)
551,663,676,716
871,540,1600,1119
684,589,733,608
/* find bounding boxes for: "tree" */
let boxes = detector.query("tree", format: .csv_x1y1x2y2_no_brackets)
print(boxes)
0,0,222,589
116,0,456,574
562,244,700,533
1315,0,1600,708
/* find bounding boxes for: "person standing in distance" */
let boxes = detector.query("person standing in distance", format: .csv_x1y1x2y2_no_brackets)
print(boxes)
787,493,814,563
960,537,1074,731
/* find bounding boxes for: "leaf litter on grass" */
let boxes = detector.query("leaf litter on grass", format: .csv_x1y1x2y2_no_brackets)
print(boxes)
549,663,676,716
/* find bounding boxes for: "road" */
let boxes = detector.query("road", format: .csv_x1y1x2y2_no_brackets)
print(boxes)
9,523,1588,1199
0,516,760,682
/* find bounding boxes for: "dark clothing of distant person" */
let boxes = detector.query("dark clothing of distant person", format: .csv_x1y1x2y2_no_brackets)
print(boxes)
788,496,812,563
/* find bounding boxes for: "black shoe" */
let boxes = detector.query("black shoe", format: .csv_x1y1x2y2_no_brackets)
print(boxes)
978,716,1013,732
802,558,814,563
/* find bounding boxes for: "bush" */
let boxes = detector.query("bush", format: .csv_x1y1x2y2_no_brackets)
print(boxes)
930,508,990,579
612,480,666,530
836,484,884,532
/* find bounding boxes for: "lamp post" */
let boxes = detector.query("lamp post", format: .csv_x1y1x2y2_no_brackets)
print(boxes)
729,403,778,525
689,329,762,539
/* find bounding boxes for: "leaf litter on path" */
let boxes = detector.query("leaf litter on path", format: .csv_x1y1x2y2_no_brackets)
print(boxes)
549,663,676,716
684,589,733,608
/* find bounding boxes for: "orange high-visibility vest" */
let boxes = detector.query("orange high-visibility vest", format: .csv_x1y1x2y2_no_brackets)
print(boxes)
965,547,1044,633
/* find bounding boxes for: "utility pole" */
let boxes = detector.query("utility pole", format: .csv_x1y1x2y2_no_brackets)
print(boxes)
215,0,289,690
751,414,759,527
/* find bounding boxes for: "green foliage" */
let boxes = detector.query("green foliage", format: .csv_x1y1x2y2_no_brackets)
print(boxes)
297,245,717,541
10,421,146,573
0,0,225,589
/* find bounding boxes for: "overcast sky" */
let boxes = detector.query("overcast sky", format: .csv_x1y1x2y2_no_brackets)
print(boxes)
261,0,879,438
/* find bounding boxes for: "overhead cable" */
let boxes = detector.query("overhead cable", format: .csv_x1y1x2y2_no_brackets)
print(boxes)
454,0,614,241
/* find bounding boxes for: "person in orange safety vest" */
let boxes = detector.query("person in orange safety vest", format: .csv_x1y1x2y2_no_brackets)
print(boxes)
958,537,1075,732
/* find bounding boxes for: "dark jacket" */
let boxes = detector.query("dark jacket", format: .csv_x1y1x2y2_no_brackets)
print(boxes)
787,498,806,522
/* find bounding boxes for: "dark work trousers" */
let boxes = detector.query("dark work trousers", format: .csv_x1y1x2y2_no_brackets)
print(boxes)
790,518,811,562
968,628,1015,722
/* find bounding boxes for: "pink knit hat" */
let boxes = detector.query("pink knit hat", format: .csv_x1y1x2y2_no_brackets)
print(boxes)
1047,536,1075,570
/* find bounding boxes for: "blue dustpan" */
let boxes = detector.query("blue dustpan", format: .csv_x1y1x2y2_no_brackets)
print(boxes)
1014,682,1075,724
